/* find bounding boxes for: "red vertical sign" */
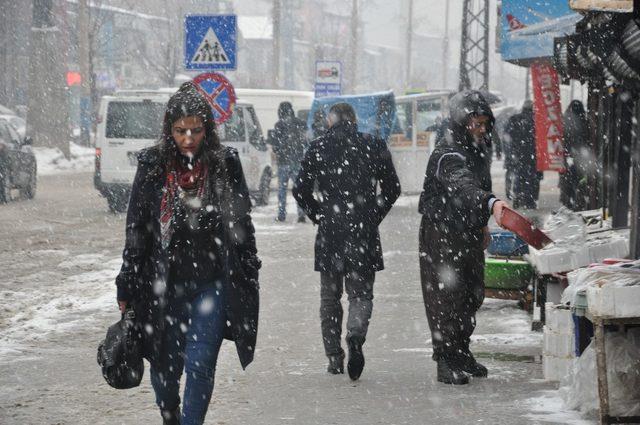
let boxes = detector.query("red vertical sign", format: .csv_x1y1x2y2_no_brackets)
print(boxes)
531,61,565,172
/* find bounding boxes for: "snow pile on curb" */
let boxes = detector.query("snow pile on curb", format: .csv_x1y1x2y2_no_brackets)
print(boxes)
34,142,94,175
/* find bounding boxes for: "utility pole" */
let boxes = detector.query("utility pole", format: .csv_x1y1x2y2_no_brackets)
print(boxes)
272,0,281,88
459,0,490,91
350,0,359,92
282,0,295,89
78,0,91,146
28,0,70,157
442,0,450,89
406,0,413,90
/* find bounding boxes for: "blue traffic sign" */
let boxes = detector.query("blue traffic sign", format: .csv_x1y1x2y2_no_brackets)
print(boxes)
192,73,236,124
185,15,237,70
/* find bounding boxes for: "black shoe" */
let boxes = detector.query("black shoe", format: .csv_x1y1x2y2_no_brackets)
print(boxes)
458,352,488,378
436,359,469,385
347,340,365,381
297,216,306,223
327,355,344,374
160,407,181,425
275,215,286,222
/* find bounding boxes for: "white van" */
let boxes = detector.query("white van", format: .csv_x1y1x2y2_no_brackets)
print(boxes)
94,90,273,212
234,89,314,135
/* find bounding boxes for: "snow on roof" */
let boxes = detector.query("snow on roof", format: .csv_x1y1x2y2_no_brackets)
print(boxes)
238,16,273,40
66,0,169,22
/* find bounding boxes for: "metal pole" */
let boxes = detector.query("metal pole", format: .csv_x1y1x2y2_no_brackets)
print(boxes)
443,0,450,89
482,0,490,90
350,0,359,92
78,0,91,146
272,0,281,88
459,0,471,91
406,0,413,89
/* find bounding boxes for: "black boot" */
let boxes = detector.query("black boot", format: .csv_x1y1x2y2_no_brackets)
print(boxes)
458,351,488,378
160,407,181,425
436,359,469,385
347,339,365,381
327,355,344,374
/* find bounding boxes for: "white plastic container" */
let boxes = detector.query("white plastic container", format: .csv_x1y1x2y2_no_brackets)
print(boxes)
586,285,640,318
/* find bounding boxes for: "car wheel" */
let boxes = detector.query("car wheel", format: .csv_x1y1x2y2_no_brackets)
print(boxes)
0,173,10,203
255,170,271,206
23,166,37,200
107,188,129,214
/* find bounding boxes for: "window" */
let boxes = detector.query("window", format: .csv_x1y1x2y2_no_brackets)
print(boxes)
0,122,16,147
389,101,412,147
218,106,246,142
6,124,20,144
416,98,443,147
244,106,263,145
106,101,166,139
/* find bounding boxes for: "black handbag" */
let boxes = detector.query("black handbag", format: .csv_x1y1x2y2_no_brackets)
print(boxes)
97,309,144,389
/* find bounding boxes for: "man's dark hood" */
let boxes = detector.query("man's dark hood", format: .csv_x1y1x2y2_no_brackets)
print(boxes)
449,90,495,130
447,90,495,149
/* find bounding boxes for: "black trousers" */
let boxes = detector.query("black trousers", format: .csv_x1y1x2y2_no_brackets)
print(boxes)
319,271,375,359
418,217,485,362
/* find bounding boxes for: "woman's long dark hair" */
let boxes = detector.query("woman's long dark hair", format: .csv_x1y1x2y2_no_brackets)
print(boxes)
158,81,222,166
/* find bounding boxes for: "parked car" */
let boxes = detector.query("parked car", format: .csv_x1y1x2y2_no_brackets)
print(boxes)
0,118,37,202
94,89,273,213
0,114,26,138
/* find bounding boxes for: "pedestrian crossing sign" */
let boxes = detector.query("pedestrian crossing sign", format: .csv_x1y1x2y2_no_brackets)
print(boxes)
185,15,237,70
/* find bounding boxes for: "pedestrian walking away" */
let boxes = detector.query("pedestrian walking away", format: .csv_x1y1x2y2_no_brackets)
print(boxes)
293,102,401,381
505,101,541,209
114,82,261,425
267,101,309,222
560,100,591,211
418,90,508,385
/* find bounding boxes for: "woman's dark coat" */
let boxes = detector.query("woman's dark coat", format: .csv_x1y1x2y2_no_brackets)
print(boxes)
292,121,401,274
115,145,260,369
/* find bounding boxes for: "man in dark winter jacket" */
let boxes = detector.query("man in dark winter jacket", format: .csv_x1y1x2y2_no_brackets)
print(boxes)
561,100,590,211
293,103,401,381
418,90,507,385
268,101,308,222
505,101,541,209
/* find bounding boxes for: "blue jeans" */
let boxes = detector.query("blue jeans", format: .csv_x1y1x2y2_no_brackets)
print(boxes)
277,164,304,219
150,280,226,425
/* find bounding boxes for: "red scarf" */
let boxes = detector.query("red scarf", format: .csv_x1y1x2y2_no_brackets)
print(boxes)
160,158,208,251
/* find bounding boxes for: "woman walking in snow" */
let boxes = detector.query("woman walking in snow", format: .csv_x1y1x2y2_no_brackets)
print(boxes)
114,82,260,425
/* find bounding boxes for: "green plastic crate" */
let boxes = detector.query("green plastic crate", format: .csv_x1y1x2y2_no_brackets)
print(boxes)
485,257,534,290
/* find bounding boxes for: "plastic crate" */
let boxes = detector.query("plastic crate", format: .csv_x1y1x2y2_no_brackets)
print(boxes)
487,231,529,257
485,257,534,290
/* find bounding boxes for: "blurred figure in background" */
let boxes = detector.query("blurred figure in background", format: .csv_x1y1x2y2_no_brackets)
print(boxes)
267,102,308,222
561,100,591,211
505,101,541,209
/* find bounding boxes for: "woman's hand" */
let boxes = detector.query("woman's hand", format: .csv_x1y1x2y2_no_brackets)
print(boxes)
492,200,508,228
118,300,127,314
482,226,491,250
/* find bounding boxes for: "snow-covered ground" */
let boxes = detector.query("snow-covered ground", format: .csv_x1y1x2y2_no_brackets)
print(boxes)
34,142,95,175
0,160,594,424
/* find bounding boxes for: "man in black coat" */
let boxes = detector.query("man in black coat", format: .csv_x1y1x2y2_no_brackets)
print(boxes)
268,101,308,222
561,100,590,210
419,90,507,385
293,103,401,381
505,101,541,209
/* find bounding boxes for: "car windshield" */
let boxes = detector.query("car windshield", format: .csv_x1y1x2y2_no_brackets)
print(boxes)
106,101,166,139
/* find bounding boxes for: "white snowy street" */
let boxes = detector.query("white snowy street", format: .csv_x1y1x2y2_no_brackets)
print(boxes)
0,169,591,425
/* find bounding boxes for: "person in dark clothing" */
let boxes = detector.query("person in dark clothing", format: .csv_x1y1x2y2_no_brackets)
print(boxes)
293,103,401,381
115,82,260,425
268,101,308,222
418,90,508,385
505,101,541,209
561,100,590,211
311,109,327,139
